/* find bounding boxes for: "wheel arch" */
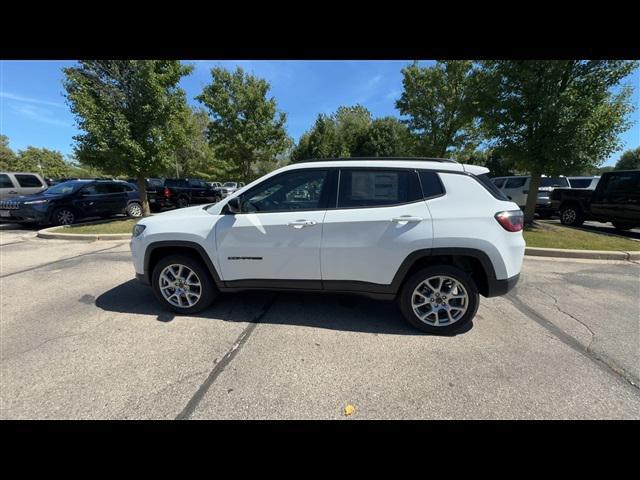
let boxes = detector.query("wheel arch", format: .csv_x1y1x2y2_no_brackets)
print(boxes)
144,241,223,288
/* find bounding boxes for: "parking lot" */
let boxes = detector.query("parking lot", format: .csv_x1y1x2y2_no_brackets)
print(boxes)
1,224,639,419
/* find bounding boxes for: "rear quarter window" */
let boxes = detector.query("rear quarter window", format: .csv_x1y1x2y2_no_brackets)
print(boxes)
418,171,445,199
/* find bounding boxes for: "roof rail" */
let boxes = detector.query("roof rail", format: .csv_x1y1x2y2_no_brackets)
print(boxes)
300,156,460,164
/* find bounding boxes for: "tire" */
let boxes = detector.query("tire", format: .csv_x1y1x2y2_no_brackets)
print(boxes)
214,195,222,203
537,211,553,219
52,207,76,226
151,254,218,314
560,205,584,226
126,202,143,217
612,222,636,231
398,265,479,334
176,197,189,209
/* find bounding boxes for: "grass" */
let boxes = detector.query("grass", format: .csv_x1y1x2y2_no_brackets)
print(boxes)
524,222,640,251
50,218,140,235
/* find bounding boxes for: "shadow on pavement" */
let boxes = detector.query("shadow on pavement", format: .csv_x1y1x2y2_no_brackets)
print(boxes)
95,279,473,336
541,219,640,241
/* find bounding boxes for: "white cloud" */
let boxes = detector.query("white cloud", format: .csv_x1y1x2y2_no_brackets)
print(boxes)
8,103,71,127
0,91,65,108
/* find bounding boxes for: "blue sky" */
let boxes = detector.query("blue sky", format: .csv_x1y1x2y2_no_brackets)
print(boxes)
1,60,638,166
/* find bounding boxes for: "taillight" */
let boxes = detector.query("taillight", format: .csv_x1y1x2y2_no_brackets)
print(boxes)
495,210,524,232
163,187,172,198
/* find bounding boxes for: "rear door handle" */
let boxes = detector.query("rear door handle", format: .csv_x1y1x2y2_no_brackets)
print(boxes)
288,220,317,229
392,216,423,223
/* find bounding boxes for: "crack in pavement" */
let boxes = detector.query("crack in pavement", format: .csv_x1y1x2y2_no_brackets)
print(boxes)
175,294,278,420
506,291,639,393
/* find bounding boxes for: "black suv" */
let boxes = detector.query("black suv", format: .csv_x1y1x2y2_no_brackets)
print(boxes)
0,180,143,226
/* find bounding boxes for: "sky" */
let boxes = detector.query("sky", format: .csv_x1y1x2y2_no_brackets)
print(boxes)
1,60,638,166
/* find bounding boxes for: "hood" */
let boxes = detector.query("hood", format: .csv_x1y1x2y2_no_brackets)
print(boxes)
14,192,63,203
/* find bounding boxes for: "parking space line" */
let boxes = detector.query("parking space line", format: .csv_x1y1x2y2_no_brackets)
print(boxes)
175,294,278,420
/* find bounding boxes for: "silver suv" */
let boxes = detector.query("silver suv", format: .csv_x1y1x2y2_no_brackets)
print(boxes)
0,172,48,200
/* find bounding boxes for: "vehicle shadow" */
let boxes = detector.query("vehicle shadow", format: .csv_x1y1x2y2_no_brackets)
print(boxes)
95,280,473,336
540,219,640,241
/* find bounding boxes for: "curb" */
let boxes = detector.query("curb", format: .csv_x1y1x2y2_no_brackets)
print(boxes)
37,218,134,241
525,246,640,261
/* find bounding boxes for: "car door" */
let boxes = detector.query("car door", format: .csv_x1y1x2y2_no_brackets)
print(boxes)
14,174,48,197
591,172,640,222
502,176,529,208
215,168,332,285
74,183,111,218
104,182,129,214
0,174,19,200
321,168,434,286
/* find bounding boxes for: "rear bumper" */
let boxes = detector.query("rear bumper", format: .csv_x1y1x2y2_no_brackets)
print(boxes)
485,273,520,297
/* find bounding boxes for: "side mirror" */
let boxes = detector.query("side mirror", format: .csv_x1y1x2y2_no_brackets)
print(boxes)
227,196,242,214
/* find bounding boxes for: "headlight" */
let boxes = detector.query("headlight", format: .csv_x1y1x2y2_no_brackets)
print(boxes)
132,224,146,237
23,199,48,205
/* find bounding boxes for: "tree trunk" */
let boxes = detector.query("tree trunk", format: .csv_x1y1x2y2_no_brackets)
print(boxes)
137,175,151,216
523,172,541,225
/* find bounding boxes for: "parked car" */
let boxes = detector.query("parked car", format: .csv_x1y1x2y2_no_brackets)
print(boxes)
207,181,222,189
566,176,600,189
550,170,640,230
126,178,166,211
130,158,525,334
214,181,245,198
0,179,143,226
161,178,221,208
0,172,48,200
491,175,570,218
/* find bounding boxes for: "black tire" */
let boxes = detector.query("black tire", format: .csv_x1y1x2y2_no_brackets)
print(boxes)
612,222,636,231
52,207,76,226
398,265,479,334
126,202,143,217
176,197,189,209
151,254,218,314
536,211,554,219
560,204,584,226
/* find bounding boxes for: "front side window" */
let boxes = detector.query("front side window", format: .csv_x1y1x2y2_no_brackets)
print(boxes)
241,170,328,213
0,174,14,188
505,177,527,189
15,174,44,188
338,169,421,208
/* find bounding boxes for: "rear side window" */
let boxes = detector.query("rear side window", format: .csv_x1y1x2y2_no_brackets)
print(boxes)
492,178,505,188
0,174,14,188
15,174,44,188
602,172,639,194
337,169,421,208
418,171,445,199
476,174,510,200
568,179,592,188
105,183,126,193
505,177,527,188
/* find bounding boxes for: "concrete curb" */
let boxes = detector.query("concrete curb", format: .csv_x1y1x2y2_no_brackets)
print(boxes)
525,246,640,261
37,219,133,241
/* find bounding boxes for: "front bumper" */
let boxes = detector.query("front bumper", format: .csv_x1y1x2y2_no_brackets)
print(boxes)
0,205,49,224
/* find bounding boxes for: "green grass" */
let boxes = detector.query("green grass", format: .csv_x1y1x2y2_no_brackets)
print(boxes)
524,222,640,251
51,218,140,235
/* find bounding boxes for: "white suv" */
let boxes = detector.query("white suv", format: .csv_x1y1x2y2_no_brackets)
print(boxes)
130,158,525,333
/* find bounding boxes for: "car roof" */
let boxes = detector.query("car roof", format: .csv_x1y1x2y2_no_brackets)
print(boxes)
282,158,489,176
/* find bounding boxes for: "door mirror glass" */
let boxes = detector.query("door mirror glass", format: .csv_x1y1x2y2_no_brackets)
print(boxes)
227,196,241,214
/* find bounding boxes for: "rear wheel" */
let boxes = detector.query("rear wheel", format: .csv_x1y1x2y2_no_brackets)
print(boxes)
126,202,143,217
399,265,479,334
152,254,218,314
560,205,584,226
52,207,76,226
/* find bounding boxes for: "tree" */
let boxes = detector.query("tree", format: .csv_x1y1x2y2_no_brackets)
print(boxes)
615,147,640,170
15,147,70,178
475,60,638,223
396,61,480,158
197,67,291,183
0,135,16,171
63,60,193,215
358,117,416,157
461,149,515,177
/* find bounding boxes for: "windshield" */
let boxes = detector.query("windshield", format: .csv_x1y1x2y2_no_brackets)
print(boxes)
44,181,87,195
223,182,237,188
540,177,569,188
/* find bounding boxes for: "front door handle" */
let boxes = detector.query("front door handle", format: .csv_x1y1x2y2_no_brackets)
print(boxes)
392,216,423,223
288,220,317,229
9,191,18,194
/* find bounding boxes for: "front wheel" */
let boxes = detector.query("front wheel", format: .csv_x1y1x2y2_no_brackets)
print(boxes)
52,207,76,226
398,265,479,334
560,205,584,226
151,254,218,314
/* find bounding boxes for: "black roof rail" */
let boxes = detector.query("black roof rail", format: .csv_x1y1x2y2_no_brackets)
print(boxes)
299,156,460,164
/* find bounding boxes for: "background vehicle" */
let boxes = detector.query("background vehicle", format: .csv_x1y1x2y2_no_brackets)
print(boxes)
491,175,570,217
130,158,525,334
566,176,600,189
214,181,245,198
126,178,165,211
0,179,142,225
551,170,640,230
207,181,222,189
162,178,220,208
0,172,48,200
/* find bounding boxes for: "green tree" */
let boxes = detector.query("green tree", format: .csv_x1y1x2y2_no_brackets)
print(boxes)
291,114,345,162
396,60,480,158
15,147,70,178
461,149,515,177
63,60,193,215
197,67,291,182
615,147,640,170
358,117,416,157
475,60,638,223
0,135,17,171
